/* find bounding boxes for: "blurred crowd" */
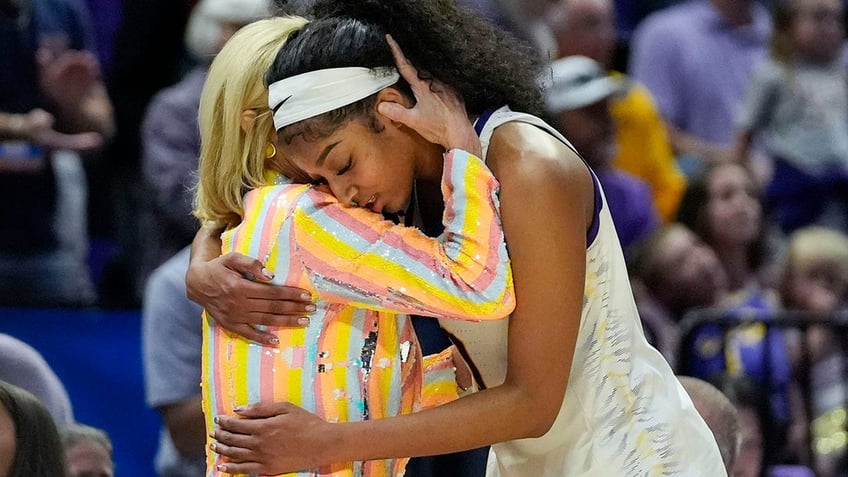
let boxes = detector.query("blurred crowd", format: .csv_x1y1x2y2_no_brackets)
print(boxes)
2,0,848,475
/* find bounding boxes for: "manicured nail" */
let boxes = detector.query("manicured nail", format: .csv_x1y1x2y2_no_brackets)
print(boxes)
213,416,220,424
233,406,244,413
269,337,280,345
262,268,274,280
300,293,312,300
217,464,227,471
305,304,316,312
298,317,310,326
210,442,217,451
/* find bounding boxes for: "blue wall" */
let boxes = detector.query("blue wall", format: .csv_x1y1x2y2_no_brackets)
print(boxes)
0,308,159,477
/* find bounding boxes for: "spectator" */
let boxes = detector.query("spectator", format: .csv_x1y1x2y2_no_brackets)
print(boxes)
676,160,803,463
733,0,848,235
138,0,272,289
61,422,115,477
628,223,729,367
544,0,686,221
0,333,74,426
779,226,848,477
542,54,659,250
142,246,205,477
629,0,771,172
0,0,114,307
0,379,67,477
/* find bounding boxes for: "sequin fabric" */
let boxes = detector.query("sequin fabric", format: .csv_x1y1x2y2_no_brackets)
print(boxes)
202,149,515,477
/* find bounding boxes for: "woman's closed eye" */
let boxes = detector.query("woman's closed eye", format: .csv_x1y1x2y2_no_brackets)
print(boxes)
336,157,353,176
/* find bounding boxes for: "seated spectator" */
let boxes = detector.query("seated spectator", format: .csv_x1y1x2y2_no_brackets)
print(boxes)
0,379,67,476
142,246,205,477
628,222,730,368
61,422,115,477
0,333,74,426
139,0,272,290
676,159,804,464
541,55,659,251
544,0,686,221
779,225,848,477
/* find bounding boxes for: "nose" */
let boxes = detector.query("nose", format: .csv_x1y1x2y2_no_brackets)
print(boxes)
327,177,359,207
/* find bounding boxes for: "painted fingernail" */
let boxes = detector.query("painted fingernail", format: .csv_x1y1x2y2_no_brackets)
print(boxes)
305,304,317,312
262,268,274,280
298,317,310,326
269,337,280,345
214,416,220,424
300,292,311,300
210,442,217,451
217,464,227,471
234,406,244,412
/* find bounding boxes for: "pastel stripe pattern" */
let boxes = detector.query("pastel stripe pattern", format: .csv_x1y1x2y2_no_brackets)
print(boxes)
202,149,514,477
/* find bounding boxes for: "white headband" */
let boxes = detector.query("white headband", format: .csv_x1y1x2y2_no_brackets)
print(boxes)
268,66,400,130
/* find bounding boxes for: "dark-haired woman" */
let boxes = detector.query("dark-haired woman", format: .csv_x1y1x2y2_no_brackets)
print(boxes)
0,380,67,477
189,0,728,475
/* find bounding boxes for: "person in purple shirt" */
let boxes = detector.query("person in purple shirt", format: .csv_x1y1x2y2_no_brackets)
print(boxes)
628,0,772,171
541,55,659,251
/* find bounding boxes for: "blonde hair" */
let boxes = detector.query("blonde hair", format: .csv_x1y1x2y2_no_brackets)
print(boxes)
194,16,309,227
783,226,848,277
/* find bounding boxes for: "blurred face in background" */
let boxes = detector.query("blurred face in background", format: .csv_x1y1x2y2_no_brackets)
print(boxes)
704,163,761,252
654,225,729,311
554,98,616,170
548,0,617,67
790,0,845,63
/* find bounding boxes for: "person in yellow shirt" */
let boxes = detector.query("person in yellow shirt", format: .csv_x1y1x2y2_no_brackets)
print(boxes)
545,0,686,221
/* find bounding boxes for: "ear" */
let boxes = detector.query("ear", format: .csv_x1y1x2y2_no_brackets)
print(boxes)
375,87,413,127
241,109,258,134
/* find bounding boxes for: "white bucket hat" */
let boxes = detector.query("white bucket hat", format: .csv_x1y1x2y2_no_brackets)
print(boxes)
540,55,624,113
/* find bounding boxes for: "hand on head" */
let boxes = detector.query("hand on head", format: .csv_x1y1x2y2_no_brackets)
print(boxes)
377,35,481,157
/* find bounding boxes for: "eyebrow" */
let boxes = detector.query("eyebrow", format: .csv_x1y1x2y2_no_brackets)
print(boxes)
316,141,342,167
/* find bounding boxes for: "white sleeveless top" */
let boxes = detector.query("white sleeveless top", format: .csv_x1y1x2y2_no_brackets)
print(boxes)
439,107,728,477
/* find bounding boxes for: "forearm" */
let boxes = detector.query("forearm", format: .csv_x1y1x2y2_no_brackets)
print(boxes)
191,222,225,263
328,382,545,462
298,149,514,319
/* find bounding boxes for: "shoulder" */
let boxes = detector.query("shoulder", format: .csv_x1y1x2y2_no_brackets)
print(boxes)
487,121,594,222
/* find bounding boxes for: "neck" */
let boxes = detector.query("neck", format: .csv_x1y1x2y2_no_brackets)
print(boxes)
715,246,752,292
709,0,754,27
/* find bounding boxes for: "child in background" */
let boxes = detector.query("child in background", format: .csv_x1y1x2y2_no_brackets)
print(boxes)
733,0,848,234
780,226,848,477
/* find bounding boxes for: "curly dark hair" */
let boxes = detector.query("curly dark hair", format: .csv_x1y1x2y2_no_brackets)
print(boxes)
268,0,544,143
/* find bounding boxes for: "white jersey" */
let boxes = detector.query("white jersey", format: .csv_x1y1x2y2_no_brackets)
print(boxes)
439,107,727,477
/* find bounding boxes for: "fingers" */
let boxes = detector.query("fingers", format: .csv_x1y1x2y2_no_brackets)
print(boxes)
222,323,279,345
385,34,419,85
377,101,413,126
234,400,295,418
220,253,274,281
214,461,262,475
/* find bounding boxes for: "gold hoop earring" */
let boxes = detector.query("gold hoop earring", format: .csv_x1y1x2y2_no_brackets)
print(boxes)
265,142,277,159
